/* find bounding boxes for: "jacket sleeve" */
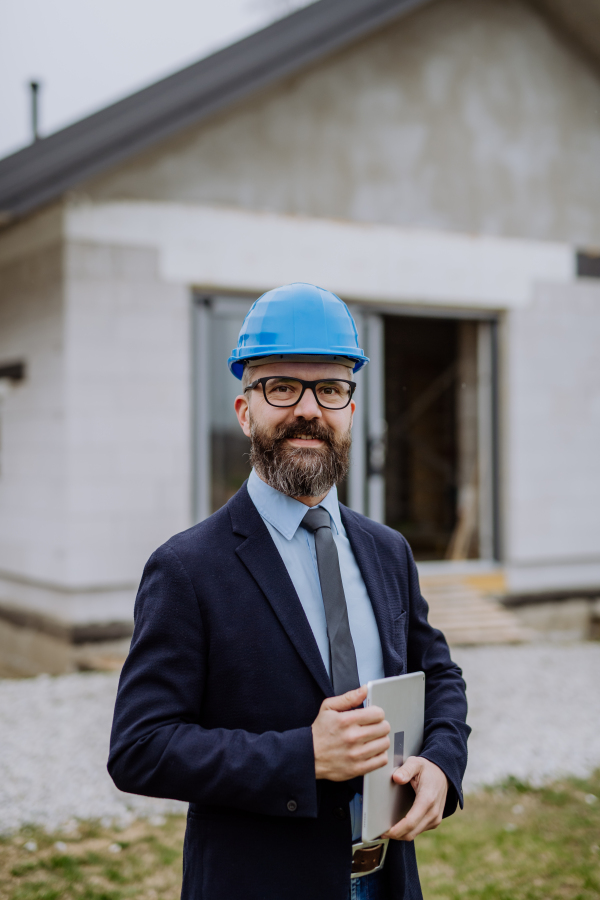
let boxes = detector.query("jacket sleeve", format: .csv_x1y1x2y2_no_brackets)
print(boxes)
107,544,318,818
403,538,470,817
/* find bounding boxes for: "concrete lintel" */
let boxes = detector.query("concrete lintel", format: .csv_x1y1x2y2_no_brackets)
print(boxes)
64,201,574,309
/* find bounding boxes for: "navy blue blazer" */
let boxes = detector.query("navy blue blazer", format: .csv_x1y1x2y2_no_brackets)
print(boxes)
108,483,469,900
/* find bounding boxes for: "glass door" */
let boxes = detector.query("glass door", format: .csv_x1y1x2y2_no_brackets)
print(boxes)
193,294,254,521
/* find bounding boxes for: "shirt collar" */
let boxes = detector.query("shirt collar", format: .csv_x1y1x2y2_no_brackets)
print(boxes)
248,468,343,540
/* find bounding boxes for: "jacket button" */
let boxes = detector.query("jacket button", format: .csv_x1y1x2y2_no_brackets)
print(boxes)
334,807,347,820
287,800,298,812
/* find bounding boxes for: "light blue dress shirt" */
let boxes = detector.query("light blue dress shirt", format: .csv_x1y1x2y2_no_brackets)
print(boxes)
247,468,385,840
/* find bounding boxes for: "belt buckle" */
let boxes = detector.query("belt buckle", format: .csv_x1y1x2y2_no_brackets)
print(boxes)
351,838,389,879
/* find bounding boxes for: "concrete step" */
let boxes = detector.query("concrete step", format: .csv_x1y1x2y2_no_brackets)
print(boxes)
418,568,533,646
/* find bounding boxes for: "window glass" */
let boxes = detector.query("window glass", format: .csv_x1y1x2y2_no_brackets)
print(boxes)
209,298,253,512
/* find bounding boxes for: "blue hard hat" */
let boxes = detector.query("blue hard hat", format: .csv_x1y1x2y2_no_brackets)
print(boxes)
228,283,369,379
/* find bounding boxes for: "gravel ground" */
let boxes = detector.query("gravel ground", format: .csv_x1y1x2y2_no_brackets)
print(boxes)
0,671,186,834
454,642,600,792
1,642,599,833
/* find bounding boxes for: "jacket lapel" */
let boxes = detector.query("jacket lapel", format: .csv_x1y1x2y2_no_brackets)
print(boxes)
229,484,333,698
340,507,400,678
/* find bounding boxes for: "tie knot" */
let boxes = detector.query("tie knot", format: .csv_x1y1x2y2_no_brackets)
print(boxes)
300,506,331,534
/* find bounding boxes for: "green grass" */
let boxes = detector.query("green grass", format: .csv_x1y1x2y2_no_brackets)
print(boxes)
417,770,600,899
0,818,186,900
1,772,598,899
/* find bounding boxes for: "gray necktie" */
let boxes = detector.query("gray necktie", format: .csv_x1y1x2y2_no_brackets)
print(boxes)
300,507,360,695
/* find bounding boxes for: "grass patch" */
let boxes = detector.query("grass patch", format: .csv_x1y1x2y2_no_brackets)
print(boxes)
1,772,598,899
0,818,186,900
417,770,600,899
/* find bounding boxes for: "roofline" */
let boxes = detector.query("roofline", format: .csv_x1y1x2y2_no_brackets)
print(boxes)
0,0,431,223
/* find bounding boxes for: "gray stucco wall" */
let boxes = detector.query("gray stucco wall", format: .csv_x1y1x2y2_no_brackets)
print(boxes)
0,225,192,625
85,0,600,246
505,278,600,591
63,240,191,593
0,242,67,585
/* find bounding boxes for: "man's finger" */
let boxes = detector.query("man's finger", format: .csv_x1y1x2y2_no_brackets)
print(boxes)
350,720,391,744
382,796,436,841
385,806,441,842
358,751,390,776
383,788,433,838
323,685,367,712
392,755,422,785
351,735,391,762
341,705,386,727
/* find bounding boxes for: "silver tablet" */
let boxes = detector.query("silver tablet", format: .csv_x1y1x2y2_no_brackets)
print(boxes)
361,671,425,842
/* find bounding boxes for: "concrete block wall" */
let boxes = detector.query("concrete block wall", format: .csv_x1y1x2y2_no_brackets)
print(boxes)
0,242,67,589
0,226,192,631
505,279,600,591
62,240,191,618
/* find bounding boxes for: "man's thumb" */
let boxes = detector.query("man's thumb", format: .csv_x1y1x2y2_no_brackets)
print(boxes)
393,756,421,784
325,685,367,712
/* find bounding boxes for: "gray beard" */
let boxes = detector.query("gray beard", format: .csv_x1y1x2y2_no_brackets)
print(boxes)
249,417,352,498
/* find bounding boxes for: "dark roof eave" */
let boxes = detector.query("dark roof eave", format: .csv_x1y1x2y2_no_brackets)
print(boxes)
0,0,431,221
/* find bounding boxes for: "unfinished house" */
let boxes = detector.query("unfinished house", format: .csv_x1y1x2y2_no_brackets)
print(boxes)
1,0,600,673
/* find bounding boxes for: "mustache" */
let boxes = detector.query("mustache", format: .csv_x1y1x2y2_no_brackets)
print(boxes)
267,419,335,446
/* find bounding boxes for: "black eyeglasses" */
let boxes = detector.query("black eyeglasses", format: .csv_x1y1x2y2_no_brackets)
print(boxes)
244,376,356,409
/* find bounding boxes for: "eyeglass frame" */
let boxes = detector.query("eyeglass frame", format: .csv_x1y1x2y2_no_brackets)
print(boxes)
243,376,357,410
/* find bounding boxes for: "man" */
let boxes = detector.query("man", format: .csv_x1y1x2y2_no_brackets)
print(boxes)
109,282,469,900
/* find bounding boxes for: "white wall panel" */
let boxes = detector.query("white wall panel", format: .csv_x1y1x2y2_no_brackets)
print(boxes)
505,280,600,591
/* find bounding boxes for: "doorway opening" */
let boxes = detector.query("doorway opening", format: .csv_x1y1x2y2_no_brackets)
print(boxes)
383,314,496,561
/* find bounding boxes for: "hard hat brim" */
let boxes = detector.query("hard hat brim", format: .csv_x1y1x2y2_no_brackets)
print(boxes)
228,349,369,380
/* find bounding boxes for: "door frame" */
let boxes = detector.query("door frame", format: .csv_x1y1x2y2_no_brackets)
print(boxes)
347,301,501,561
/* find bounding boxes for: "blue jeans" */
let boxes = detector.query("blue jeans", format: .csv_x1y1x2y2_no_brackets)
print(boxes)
350,868,389,900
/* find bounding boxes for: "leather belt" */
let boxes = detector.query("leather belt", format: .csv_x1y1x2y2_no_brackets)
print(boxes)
351,838,389,879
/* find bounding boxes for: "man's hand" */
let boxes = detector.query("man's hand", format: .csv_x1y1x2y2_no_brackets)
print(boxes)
312,686,391,781
382,757,448,841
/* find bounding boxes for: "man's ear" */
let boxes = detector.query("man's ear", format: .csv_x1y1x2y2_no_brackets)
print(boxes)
234,393,252,438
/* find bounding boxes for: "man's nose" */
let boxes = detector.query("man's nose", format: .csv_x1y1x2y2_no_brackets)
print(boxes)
294,388,322,419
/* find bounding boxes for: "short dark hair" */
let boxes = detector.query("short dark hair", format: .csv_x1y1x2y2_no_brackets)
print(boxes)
240,360,354,390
